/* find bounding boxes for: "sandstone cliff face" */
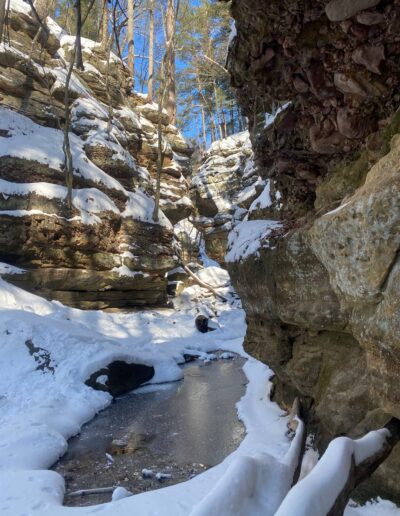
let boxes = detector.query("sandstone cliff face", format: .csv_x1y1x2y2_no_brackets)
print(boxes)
190,132,266,263
0,0,193,309
217,0,400,499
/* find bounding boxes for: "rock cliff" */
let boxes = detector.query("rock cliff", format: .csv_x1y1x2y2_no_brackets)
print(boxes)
190,132,266,263
0,0,193,309
215,0,400,500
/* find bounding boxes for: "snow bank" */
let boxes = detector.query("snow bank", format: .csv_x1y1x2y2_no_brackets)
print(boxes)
225,219,283,263
123,190,172,229
0,179,119,224
196,267,230,288
0,107,125,193
276,430,391,516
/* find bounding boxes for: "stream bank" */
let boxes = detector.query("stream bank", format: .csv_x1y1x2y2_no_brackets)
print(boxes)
53,353,247,507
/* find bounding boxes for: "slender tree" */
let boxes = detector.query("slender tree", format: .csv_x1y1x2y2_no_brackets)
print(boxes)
164,0,179,124
147,0,155,101
127,0,135,84
75,0,84,69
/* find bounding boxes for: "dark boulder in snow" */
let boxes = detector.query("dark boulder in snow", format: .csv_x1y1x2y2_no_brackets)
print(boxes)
85,360,154,397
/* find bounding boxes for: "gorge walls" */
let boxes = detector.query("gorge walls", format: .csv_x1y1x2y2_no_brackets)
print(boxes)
215,0,400,499
0,0,193,309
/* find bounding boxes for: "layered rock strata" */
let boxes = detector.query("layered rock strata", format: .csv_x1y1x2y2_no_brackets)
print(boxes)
219,0,400,499
0,0,193,309
190,132,266,263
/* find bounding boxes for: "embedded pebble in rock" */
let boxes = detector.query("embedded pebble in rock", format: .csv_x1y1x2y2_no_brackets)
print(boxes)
325,0,381,21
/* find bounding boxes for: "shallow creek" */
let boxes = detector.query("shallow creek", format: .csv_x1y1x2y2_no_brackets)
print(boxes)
53,352,247,507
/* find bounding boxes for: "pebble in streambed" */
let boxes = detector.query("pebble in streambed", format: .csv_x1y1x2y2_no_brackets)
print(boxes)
53,353,247,507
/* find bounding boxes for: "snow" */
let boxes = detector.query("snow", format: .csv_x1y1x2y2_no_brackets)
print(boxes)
0,107,125,194
227,20,237,49
111,265,148,278
275,430,392,516
0,267,292,516
196,267,230,288
112,487,132,501
249,181,272,212
0,178,119,225
0,262,25,275
225,219,283,263
264,102,292,129
9,0,31,14
345,499,400,515
123,190,172,229
0,270,397,515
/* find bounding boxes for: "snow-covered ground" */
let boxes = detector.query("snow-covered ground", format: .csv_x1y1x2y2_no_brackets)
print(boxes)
0,265,399,515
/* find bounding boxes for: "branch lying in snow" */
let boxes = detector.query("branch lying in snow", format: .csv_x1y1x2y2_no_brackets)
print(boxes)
276,418,400,516
68,487,117,497
181,263,228,303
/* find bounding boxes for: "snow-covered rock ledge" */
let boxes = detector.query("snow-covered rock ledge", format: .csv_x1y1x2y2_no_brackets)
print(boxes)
0,1,194,309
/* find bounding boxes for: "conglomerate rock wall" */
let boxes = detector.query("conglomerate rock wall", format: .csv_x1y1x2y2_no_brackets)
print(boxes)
218,0,400,499
0,0,193,309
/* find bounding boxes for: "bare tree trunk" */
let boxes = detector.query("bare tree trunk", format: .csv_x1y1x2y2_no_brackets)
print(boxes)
152,59,167,222
213,81,223,140
164,0,179,124
221,109,227,139
100,0,108,47
200,105,207,148
127,0,134,86
75,0,84,70
147,0,155,101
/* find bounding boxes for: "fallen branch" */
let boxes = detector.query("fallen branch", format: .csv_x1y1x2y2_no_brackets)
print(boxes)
181,263,228,303
68,486,117,497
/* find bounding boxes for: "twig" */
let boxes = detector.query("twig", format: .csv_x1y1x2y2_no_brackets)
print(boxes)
68,486,117,497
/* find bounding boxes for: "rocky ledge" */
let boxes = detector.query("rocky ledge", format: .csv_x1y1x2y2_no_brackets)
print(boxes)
217,0,400,500
190,132,266,263
0,0,194,309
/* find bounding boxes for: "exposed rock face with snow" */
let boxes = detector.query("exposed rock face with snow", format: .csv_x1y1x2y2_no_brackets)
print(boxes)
190,132,266,263
219,0,400,499
0,1,193,308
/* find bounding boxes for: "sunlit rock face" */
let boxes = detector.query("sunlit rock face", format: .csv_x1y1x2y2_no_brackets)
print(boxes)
0,1,194,309
220,0,400,499
190,132,266,263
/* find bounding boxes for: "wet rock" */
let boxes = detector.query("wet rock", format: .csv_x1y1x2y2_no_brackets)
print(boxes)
195,315,209,333
85,361,155,397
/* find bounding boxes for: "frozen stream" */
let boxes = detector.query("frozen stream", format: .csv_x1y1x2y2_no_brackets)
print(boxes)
53,353,247,507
